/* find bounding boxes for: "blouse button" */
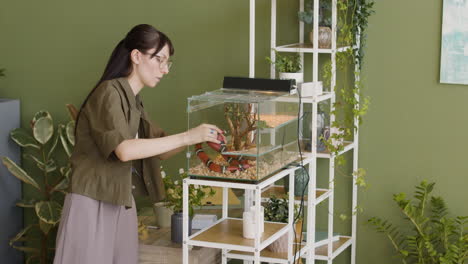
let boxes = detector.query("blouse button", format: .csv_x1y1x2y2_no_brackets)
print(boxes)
132,185,136,189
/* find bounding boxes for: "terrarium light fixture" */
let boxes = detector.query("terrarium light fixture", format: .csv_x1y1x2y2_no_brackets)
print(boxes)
223,76,297,94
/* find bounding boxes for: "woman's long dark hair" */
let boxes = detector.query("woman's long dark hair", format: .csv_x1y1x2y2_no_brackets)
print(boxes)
75,24,175,132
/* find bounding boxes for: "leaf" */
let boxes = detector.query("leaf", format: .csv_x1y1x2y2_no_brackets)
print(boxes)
53,176,69,191
1,157,40,190
24,154,45,168
26,255,40,264
66,120,75,146
66,104,79,121
10,128,40,149
39,219,53,235
9,225,40,254
60,166,72,178
35,201,62,225
31,111,49,128
16,199,37,208
33,116,54,144
59,125,72,157
47,130,60,159
45,159,57,173
9,224,34,246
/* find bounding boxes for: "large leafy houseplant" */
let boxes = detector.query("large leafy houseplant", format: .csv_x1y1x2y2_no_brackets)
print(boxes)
1,108,76,264
368,181,468,264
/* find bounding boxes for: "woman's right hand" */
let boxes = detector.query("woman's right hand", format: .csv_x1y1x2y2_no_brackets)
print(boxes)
185,124,225,145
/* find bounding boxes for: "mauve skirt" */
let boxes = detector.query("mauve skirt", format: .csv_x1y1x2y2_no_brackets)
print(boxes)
53,193,138,264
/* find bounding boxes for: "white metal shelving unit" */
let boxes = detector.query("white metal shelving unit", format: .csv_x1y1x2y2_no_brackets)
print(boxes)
182,165,300,264
268,0,360,263
182,0,359,263
265,0,360,263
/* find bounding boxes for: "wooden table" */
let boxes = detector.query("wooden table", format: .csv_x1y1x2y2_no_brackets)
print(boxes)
139,224,221,264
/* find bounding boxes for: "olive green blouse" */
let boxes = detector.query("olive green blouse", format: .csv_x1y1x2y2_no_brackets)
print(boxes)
69,77,167,208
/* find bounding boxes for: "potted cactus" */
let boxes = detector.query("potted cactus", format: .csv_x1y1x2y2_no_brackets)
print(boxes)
1,109,75,264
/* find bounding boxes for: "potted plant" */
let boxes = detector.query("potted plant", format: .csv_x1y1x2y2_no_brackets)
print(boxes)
162,168,216,243
298,0,332,48
1,109,75,264
369,181,468,263
266,51,303,86
264,195,303,253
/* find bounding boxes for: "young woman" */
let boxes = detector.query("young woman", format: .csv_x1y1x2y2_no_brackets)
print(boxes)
53,24,223,264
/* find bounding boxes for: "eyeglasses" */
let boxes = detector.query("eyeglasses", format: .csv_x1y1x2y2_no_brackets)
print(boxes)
142,52,173,70
155,55,173,70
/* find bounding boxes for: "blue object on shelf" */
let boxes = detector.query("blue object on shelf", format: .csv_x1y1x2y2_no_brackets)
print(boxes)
0,99,23,264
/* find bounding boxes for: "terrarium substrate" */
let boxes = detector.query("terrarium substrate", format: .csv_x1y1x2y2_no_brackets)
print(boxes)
189,151,298,181
259,114,296,128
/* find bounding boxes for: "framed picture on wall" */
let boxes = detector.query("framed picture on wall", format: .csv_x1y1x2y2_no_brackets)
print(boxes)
440,0,468,85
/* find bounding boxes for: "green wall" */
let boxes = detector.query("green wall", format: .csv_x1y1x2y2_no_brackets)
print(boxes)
359,0,468,263
1,0,466,263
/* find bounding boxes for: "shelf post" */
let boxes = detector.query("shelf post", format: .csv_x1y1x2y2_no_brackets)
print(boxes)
271,0,277,79
288,170,295,262
306,101,318,264
249,0,255,78
351,5,362,264
183,179,189,264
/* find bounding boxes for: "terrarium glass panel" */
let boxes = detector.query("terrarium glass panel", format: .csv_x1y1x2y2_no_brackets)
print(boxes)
187,89,299,183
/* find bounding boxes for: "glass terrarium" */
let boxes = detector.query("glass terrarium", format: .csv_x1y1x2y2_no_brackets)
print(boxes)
187,88,299,183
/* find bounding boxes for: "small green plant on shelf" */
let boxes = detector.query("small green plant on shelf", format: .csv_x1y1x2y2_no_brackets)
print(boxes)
162,168,216,217
368,181,468,264
266,51,302,73
1,108,76,264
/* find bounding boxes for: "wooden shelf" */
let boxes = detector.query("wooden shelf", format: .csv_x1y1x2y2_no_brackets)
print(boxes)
190,218,286,248
314,236,352,260
275,43,352,54
228,244,305,262
261,185,330,205
299,141,354,159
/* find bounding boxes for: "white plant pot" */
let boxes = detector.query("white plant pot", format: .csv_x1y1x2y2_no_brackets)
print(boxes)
153,202,173,228
279,72,304,86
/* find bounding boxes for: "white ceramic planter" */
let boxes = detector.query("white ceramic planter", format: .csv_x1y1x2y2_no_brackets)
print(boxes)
279,72,304,86
153,202,173,228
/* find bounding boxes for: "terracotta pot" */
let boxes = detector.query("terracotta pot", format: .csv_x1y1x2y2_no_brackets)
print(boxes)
309,27,332,49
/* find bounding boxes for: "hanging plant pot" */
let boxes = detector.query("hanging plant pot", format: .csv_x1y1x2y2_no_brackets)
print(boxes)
309,26,332,49
279,72,304,86
171,212,192,244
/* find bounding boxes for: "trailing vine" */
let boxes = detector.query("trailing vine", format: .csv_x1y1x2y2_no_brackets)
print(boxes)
316,0,375,218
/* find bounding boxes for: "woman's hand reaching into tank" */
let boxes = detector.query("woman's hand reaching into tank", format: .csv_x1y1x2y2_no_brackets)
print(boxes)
184,124,226,145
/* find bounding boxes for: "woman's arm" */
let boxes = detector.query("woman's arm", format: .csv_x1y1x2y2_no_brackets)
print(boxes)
114,124,223,162
158,146,185,160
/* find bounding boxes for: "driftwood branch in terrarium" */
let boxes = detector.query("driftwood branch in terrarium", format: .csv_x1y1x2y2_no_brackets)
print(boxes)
224,103,257,151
